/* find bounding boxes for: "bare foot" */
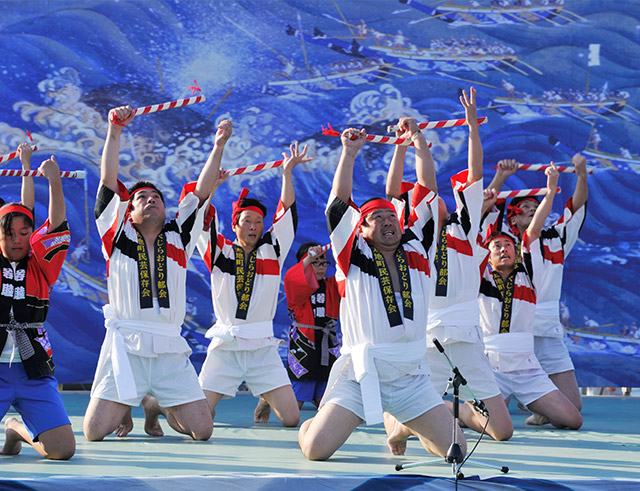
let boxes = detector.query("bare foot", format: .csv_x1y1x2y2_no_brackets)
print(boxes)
384,412,411,456
1,418,23,455
525,413,550,426
116,409,134,437
254,397,271,424
142,395,164,437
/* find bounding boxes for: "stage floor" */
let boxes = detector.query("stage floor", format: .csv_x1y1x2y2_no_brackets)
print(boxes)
1,393,639,489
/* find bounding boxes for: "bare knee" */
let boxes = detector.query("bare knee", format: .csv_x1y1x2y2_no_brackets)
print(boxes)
300,436,333,461
84,431,105,442
488,418,514,441
191,422,213,441
489,425,513,441
299,423,333,461
44,443,76,460
41,435,76,460
566,413,583,430
83,421,107,442
282,413,300,428
551,411,583,430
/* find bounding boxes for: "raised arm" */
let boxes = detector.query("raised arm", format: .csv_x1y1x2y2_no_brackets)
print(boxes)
18,143,34,209
101,106,135,192
485,159,517,193
331,128,366,202
481,187,499,216
526,163,559,243
411,120,437,192
280,141,313,209
39,156,66,231
195,119,232,204
460,87,482,184
385,121,409,199
570,153,588,210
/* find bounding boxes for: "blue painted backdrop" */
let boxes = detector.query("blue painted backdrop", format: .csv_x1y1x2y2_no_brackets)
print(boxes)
0,0,639,385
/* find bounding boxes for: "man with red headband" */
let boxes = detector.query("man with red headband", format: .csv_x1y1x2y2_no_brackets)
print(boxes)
83,106,231,442
196,142,311,427
479,165,582,429
299,125,464,461
384,90,513,451
1,153,75,459
484,154,588,425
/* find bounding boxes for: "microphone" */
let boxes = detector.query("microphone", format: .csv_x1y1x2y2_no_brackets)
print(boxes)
433,338,445,353
472,398,488,417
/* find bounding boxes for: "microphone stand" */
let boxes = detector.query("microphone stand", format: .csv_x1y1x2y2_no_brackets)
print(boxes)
395,338,509,482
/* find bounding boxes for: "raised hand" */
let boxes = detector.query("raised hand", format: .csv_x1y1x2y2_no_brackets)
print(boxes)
109,105,135,128
572,153,587,178
38,155,61,181
282,141,313,173
397,117,420,137
497,158,518,177
17,142,33,169
215,119,233,146
483,187,499,209
212,168,229,191
341,128,367,156
460,87,478,128
545,162,559,191
306,245,325,258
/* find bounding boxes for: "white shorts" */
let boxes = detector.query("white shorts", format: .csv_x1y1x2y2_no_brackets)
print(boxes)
493,368,558,407
199,345,291,397
534,336,575,375
321,371,444,425
427,342,501,401
91,352,205,408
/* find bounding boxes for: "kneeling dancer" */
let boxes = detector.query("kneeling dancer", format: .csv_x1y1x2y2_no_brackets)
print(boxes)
1,153,75,459
83,106,229,441
197,142,310,427
299,127,465,461
479,164,582,429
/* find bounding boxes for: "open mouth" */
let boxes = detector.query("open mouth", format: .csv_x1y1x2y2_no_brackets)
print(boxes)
383,230,395,238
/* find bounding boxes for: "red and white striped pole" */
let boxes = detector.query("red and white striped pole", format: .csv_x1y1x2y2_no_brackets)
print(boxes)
497,187,561,199
322,123,432,148
0,169,86,179
223,159,285,176
516,163,594,174
110,95,206,124
0,145,39,165
387,116,488,134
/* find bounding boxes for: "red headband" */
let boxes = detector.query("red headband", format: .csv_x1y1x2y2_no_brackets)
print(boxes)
507,197,538,216
359,198,397,223
130,186,159,200
487,231,516,248
0,204,33,222
232,188,265,225
506,197,538,237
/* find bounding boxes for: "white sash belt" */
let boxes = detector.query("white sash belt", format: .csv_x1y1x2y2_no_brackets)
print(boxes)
484,332,534,354
101,304,182,401
341,340,426,426
205,320,274,348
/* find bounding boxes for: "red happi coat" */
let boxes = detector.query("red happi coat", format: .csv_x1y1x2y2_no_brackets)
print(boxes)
285,260,341,381
0,221,70,379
